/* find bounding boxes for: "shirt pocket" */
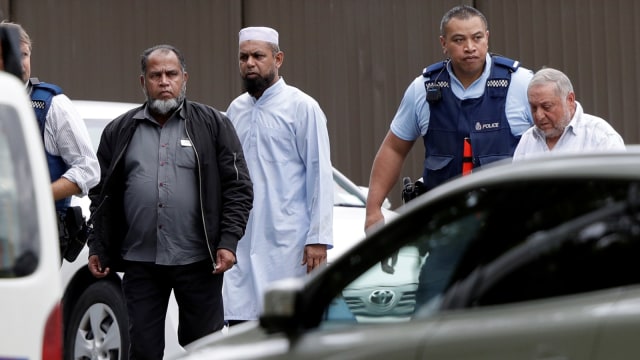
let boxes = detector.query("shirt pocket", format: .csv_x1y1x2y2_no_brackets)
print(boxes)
175,139,196,169
257,126,298,164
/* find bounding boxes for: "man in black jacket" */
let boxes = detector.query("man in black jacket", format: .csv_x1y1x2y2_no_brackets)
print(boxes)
87,44,253,359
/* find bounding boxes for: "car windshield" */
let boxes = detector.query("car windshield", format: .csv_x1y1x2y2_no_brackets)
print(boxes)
322,178,640,327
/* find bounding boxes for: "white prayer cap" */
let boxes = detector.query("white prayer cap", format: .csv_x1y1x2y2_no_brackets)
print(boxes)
239,26,279,45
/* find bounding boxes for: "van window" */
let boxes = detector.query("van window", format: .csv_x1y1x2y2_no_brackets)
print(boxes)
0,104,40,277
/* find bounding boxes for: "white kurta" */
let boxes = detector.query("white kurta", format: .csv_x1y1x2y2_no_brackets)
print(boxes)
223,78,333,320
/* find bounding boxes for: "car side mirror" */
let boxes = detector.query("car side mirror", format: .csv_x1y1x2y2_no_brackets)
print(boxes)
259,277,305,334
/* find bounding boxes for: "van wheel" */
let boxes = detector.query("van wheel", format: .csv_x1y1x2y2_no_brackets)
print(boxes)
64,280,129,360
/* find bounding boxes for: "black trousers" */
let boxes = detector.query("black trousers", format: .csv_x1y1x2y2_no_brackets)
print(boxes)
122,260,224,360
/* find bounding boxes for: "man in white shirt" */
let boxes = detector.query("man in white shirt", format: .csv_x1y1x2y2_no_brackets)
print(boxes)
223,26,333,324
513,67,625,161
1,21,99,261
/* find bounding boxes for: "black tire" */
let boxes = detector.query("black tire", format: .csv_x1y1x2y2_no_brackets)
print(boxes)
64,280,130,360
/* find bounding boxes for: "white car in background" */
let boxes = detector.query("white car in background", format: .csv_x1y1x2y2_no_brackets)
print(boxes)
61,100,393,359
0,72,63,359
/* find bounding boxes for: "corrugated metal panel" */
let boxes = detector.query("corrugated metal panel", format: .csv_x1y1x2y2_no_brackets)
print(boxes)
481,0,640,145
11,0,242,108
0,1,8,19
242,0,463,207
6,0,640,208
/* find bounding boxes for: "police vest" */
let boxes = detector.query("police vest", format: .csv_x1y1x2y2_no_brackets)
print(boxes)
421,56,522,191
30,77,70,212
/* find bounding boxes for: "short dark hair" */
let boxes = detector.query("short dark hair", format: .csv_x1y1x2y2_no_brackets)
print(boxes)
140,44,187,75
440,5,488,37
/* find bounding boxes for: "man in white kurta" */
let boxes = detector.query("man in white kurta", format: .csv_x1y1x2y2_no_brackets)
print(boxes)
513,67,625,161
223,27,333,322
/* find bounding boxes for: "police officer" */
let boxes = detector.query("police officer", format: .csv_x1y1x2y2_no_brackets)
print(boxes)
1,21,99,260
365,5,533,230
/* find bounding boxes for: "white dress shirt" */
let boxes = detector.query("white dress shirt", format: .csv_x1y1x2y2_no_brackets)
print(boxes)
513,101,625,161
42,93,100,196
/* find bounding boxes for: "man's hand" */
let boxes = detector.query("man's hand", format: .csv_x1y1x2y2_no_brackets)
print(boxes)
365,131,414,232
365,208,385,233
380,251,399,274
214,248,236,274
302,244,327,273
88,255,110,278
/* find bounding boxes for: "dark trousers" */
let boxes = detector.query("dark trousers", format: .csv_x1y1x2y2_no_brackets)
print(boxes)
122,260,224,360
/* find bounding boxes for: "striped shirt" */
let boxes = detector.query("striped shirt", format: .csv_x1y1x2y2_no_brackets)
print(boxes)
41,93,100,196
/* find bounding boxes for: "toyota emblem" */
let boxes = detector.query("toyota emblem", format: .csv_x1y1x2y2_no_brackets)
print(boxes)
369,289,396,307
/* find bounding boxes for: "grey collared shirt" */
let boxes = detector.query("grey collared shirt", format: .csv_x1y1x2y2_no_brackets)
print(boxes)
121,105,207,265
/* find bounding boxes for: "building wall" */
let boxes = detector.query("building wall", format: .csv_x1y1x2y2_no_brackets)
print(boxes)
6,0,639,208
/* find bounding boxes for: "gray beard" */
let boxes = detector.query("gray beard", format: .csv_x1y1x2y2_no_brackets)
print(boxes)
149,97,180,115
144,82,187,115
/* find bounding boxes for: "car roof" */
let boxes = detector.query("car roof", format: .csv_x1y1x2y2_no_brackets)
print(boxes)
395,149,640,216
70,99,362,185
72,99,140,120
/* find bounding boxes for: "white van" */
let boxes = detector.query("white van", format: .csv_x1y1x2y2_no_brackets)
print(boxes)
0,72,63,358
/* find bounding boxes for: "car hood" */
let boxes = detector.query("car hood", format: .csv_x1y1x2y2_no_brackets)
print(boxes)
181,322,281,359
328,206,366,263
329,206,396,263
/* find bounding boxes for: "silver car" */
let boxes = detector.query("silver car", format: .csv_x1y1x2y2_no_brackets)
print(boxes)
177,149,640,360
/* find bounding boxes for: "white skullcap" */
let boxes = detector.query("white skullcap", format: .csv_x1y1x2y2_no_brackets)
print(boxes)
239,26,279,45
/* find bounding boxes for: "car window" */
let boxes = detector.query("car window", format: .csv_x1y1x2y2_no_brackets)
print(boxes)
0,104,40,277
321,179,640,327
458,185,640,308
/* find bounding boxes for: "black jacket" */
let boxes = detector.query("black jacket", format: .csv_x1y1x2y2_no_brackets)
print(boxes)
87,100,253,271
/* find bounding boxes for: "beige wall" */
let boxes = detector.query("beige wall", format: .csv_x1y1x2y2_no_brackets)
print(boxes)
6,0,639,208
